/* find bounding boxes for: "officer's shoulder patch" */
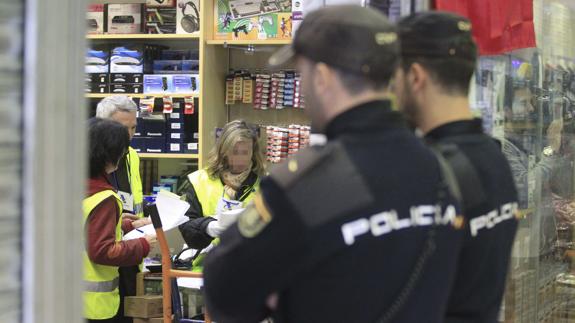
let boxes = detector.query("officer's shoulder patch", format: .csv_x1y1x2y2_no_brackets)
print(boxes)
238,194,272,238
270,145,330,190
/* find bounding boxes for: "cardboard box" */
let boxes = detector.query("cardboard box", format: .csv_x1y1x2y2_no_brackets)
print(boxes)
107,4,144,34
168,121,183,131
133,318,164,323
87,73,109,84
124,296,163,318
87,84,109,94
172,74,199,94
144,74,173,94
168,111,183,120
86,47,109,74
146,8,177,34
146,0,176,7
111,46,144,73
145,137,166,153
177,0,200,34
146,8,177,24
87,4,105,34
110,83,143,94
184,142,199,154
110,73,143,84
153,60,199,74
166,141,183,153
167,132,184,141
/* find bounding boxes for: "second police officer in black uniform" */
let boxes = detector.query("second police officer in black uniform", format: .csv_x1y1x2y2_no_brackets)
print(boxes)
396,12,519,323
203,6,469,322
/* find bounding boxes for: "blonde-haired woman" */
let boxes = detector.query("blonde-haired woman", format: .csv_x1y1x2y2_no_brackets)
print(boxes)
179,120,264,270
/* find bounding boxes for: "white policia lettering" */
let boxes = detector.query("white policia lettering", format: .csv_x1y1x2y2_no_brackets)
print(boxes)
469,202,518,237
341,204,458,246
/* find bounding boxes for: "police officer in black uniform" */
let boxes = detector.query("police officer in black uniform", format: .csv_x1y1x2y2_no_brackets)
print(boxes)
203,6,467,323
396,12,519,323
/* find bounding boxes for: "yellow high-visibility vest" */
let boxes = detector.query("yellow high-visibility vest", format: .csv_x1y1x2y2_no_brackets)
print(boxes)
187,169,259,271
127,147,144,218
83,190,122,320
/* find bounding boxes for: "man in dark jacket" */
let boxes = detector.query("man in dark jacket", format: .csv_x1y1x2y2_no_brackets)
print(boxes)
202,6,469,323
396,11,519,322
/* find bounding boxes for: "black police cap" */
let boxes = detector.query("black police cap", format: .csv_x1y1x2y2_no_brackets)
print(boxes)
269,5,400,82
398,11,477,62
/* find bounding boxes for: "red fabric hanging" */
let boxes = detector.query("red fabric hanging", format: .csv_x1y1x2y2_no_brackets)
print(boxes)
435,0,536,55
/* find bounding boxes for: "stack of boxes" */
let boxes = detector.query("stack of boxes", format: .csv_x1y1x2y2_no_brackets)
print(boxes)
143,49,200,95
266,126,289,164
86,45,146,94
87,1,199,35
88,4,145,35
226,70,305,110
131,98,199,154
146,0,177,34
266,124,310,164
86,48,199,95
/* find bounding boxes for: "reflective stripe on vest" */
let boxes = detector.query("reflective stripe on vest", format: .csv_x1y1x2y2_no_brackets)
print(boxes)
83,190,123,320
127,147,144,218
84,277,119,293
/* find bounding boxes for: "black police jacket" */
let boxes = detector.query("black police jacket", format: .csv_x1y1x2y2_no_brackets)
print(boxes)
203,100,466,323
425,120,519,323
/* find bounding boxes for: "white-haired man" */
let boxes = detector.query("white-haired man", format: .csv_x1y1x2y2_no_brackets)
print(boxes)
96,95,149,323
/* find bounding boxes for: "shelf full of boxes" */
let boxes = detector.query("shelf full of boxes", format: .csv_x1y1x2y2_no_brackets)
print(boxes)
86,0,201,162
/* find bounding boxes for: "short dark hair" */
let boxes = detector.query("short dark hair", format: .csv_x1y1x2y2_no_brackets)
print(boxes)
401,56,476,95
88,118,130,178
335,67,391,95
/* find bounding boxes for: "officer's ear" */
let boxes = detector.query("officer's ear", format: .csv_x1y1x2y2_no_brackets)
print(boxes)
313,62,333,95
407,62,428,94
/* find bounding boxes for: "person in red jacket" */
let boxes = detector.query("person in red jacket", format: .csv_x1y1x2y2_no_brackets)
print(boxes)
85,118,156,323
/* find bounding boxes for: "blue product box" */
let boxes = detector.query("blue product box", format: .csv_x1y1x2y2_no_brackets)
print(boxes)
167,131,184,141
167,121,183,133
144,137,165,153
161,50,199,60
168,111,183,120
130,137,146,152
110,46,144,73
86,48,109,73
183,142,199,154
144,74,173,93
172,74,199,94
110,73,143,83
140,116,166,137
166,141,183,153
153,60,199,74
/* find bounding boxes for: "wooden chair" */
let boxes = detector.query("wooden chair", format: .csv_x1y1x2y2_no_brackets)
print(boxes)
148,205,212,323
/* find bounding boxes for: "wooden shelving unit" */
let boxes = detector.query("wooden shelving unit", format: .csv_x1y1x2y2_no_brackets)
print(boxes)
206,39,291,45
86,0,298,166
138,153,199,159
86,93,199,99
87,33,200,40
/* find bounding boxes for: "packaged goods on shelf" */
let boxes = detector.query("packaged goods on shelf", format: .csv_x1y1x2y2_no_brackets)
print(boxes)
111,45,144,73
213,0,292,41
146,7,177,34
107,4,144,34
265,124,309,163
87,4,105,34
177,0,200,34
146,0,176,7
226,70,304,110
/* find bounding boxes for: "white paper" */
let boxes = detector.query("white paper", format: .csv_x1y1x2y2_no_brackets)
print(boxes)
216,208,244,228
123,190,190,240
177,277,203,289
